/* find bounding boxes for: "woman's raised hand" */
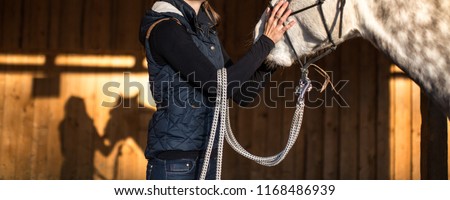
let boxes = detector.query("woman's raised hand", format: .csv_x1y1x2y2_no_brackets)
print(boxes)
264,0,296,43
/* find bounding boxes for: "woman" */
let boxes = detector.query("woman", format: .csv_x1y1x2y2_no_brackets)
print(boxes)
139,0,294,180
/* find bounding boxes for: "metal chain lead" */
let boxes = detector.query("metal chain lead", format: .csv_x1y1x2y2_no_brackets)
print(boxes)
199,68,223,180
200,67,311,180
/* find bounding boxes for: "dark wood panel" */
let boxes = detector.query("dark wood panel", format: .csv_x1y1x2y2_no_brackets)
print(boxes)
58,0,84,50
0,57,5,179
339,39,361,179
280,67,300,179
250,101,268,179
83,0,112,50
322,50,341,179
21,0,49,50
0,0,5,178
304,59,326,180
0,0,4,48
264,71,281,179
1,0,22,50
21,0,50,180
113,0,144,50
421,93,448,179
358,41,377,179
47,0,61,50
376,51,392,180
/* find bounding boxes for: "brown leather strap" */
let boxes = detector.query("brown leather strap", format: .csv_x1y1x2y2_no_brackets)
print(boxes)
145,18,182,39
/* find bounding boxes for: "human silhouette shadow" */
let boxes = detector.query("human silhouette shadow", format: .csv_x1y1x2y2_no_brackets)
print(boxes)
59,97,111,179
102,95,154,179
59,96,155,180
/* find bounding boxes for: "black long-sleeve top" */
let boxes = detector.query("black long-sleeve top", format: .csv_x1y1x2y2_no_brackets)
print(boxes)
148,19,275,106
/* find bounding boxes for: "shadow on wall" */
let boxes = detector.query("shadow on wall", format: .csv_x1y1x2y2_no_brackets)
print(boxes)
59,96,154,180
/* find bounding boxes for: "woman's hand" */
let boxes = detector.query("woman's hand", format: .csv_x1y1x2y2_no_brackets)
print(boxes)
264,0,296,43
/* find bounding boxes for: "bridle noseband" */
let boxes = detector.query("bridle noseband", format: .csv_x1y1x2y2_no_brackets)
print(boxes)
268,0,346,102
268,0,346,67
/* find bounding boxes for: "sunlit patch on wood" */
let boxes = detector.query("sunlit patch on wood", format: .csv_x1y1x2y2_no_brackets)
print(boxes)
0,54,46,66
55,54,136,68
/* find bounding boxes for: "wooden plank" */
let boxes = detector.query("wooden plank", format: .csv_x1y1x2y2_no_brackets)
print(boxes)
113,0,143,51
0,0,5,174
280,66,299,179
46,0,63,180
31,88,50,180
339,39,360,179
411,82,421,180
21,0,50,180
388,65,396,179
305,60,325,180
4,74,20,180
57,0,85,180
376,52,392,180
322,49,341,179
1,0,22,51
234,105,254,179
392,66,412,180
46,95,63,180
420,92,448,180
251,101,268,179
222,0,241,58
0,0,4,48
0,69,5,179
21,0,49,50
83,0,112,50
358,41,377,179
47,0,61,50
58,0,84,51
263,71,282,179
1,0,27,179
82,0,112,179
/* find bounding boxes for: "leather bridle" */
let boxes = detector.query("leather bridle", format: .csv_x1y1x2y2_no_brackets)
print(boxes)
268,0,346,69
268,0,346,101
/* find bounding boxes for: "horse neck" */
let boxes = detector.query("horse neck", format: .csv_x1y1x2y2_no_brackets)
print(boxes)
350,0,450,115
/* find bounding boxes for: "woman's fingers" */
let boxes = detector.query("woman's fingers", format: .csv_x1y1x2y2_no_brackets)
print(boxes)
271,1,289,28
282,20,296,32
269,1,284,21
263,0,296,43
275,1,289,20
278,8,292,27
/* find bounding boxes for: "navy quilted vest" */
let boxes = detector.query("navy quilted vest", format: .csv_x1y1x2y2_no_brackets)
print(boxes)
139,0,224,158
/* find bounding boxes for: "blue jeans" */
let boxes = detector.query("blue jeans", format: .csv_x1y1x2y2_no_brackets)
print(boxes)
146,156,217,180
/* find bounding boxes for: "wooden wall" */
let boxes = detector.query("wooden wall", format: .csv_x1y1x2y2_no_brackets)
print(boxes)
0,0,448,180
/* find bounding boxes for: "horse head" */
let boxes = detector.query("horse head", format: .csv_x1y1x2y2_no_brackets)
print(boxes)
254,0,359,67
